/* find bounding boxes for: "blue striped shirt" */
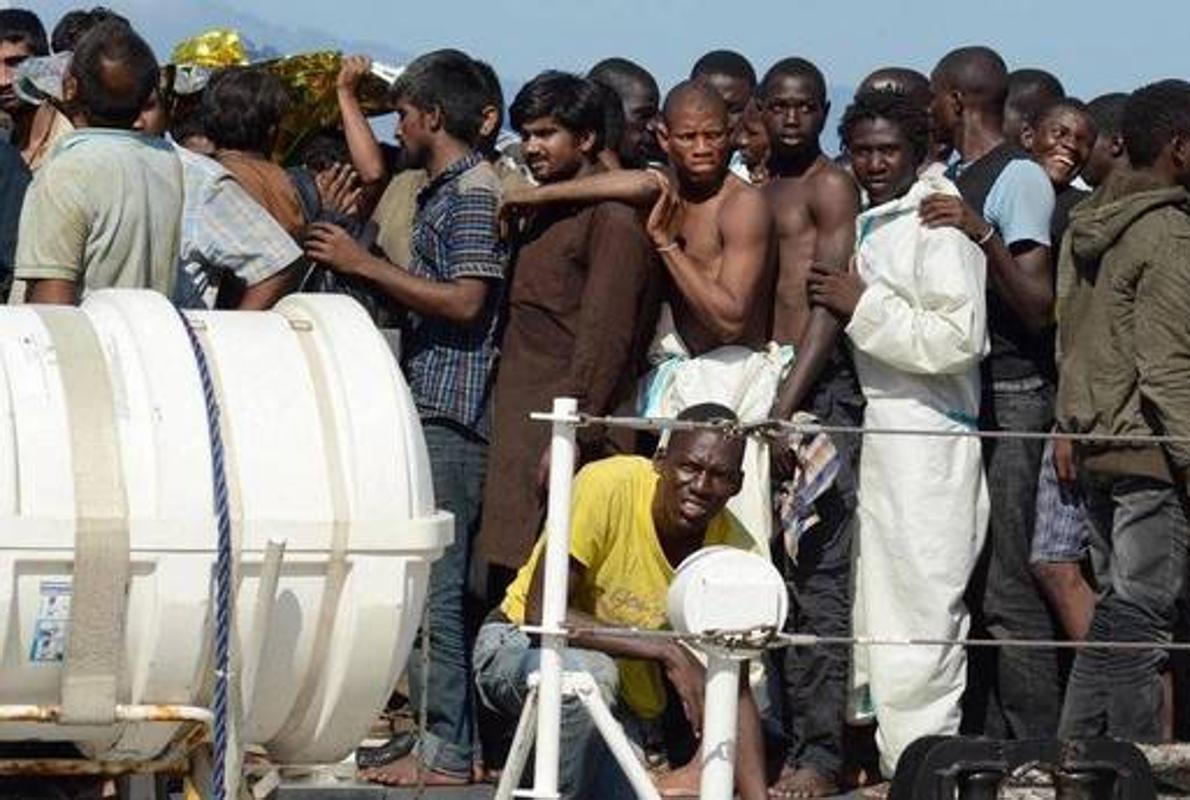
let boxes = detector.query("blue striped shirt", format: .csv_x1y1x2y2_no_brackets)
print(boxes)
404,152,506,437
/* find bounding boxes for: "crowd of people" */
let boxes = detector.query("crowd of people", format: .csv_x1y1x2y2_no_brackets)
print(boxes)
2,6,1189,799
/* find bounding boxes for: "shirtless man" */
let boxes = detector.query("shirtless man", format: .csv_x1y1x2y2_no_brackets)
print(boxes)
502,80,773,356
758,57,862,800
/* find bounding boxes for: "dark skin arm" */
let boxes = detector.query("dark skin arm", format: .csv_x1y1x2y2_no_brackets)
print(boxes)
526,556,767,799
305,222,491,325
27,278,78,305
236,260,300,310
771,171,859,422
807,257,866,318
918,194,1053,331
336,55,388,186
525,555,709,733
647,174,773,342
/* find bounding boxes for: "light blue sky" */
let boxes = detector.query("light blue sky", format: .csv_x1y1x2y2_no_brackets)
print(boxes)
31,0,1185,96
29,0,1187,148
180,0,1180,96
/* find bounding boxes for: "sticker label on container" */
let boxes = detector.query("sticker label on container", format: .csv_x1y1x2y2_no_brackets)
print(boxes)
29,579,71,663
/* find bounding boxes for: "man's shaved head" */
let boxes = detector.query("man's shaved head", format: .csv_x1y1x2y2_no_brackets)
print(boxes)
1088,92,1129,137
1006,69,1065,117
588,57,659,102
760,57,827,105
691,49,756,89
858,66,931,109
932,46,1009,113
663,79,727,125
588,56,661,166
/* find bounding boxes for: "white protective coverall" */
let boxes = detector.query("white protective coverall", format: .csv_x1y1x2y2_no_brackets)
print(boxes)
637,305,790,556
846,173,990,776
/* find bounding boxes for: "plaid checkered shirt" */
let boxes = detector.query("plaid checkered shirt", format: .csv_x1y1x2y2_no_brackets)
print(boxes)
173,145,301,309
404,152,506,438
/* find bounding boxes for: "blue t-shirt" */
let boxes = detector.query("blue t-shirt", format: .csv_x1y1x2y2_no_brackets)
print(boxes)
951,152,1057,382
983,159,1055,247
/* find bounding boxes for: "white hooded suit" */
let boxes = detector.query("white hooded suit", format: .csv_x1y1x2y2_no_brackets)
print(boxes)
846,173,991,776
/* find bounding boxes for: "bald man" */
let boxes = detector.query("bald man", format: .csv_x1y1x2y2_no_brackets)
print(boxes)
502,80,774,356
924,45,1061,743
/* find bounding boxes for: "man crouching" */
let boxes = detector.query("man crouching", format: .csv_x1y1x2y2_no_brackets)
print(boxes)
473,403,767,800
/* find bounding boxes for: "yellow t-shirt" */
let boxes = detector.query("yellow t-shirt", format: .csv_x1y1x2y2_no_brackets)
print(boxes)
500,455,758,719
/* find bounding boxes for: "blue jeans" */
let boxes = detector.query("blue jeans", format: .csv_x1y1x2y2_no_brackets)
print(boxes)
408,421,487,777
473,621,640,800
1058,473,1190,740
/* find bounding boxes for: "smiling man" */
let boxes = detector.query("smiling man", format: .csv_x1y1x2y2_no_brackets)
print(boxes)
809,89,989,781
475,70,661,583
1022,98,1098,247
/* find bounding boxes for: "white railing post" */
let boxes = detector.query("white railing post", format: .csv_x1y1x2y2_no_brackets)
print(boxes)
700,652,741,800
533,397,578,798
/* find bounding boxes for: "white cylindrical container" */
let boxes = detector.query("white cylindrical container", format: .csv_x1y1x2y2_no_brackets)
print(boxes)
0,290,452,765
667,546,787,637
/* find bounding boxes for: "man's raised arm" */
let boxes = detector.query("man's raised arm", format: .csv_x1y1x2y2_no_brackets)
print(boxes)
503,169,663,216
652,183,772,342
335,55,388,186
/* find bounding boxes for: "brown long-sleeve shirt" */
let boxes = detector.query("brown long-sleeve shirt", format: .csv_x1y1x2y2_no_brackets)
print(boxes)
475,199,661,570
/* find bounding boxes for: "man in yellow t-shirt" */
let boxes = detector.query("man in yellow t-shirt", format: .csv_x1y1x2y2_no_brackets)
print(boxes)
474,403,767,800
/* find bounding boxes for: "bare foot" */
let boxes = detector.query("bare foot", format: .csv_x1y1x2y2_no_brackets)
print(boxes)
859,781,890,799
473,762,501,783
655,759,701,798
768,764,839,798
358,752,470,786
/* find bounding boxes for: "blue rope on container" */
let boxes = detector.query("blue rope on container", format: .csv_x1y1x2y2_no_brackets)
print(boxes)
178,310,233,800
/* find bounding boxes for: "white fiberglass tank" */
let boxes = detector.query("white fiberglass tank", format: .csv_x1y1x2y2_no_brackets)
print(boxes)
0,290,451,764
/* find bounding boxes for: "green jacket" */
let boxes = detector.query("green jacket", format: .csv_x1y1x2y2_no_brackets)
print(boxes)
1055,168,1190,484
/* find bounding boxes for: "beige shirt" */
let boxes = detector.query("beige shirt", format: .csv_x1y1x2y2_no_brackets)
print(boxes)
371,157,529,269
370,169,428,268
24,106,74,172
15,128,183,299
